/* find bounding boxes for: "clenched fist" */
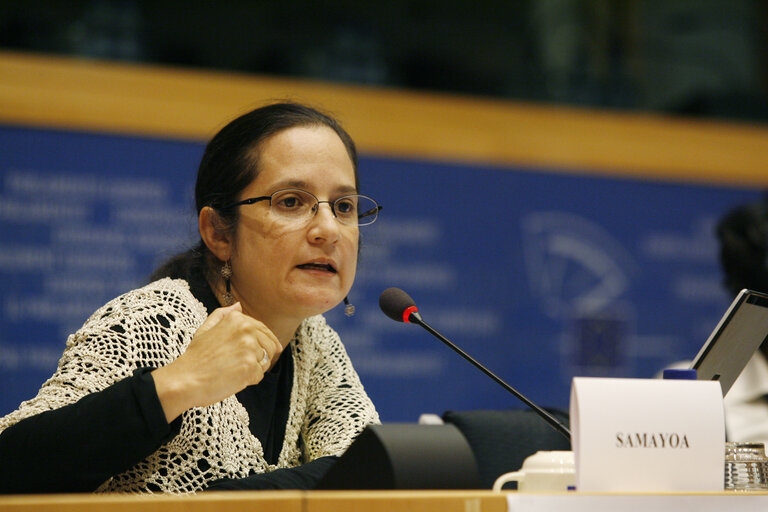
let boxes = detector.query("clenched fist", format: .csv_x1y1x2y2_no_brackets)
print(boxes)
151,302,283,423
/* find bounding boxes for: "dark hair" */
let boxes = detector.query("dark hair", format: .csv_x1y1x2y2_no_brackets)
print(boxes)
150,102,359,282
716,198,768,296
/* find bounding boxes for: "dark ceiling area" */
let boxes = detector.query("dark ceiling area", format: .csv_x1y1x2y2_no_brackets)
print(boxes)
2,0,768,124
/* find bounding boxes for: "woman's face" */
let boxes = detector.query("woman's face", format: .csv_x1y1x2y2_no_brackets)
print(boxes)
228,125,359,325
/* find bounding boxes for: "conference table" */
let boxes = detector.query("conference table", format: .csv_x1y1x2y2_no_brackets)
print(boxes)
2,490,768,512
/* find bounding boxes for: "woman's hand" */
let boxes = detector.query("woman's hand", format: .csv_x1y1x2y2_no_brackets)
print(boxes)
151,302,282,423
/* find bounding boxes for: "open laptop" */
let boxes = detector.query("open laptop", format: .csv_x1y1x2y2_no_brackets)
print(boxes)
690,289,768,396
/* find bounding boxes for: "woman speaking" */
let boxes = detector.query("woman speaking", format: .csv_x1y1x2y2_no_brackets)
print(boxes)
0,102,381,493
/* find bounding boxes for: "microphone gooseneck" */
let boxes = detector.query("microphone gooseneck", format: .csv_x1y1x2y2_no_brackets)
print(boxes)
379,287,571,441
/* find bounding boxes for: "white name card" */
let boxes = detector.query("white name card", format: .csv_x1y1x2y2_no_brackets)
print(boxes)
570,376,724,492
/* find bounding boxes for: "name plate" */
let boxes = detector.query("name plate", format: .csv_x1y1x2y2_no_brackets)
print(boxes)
570,377,724,492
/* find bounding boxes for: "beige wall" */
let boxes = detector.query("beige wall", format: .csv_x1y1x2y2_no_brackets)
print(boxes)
1,50,767,187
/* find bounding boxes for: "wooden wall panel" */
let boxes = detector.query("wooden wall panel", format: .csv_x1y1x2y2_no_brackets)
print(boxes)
1,50,767,186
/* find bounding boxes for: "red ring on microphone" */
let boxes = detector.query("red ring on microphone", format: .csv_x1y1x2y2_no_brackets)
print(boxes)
402,305,419,323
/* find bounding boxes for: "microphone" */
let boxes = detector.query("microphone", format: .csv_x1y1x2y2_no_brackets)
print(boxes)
379,287,571,441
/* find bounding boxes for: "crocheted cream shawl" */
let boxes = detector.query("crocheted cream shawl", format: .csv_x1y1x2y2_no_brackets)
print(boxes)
0,278,379,493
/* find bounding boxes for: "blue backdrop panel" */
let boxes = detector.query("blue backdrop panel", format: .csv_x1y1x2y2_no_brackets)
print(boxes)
0,124,762,421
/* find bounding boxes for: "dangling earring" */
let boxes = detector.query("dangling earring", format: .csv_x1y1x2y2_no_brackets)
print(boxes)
343,296,355,317
220,260,234,306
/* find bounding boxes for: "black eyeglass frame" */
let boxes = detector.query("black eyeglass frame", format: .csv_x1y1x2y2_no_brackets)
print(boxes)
220,188,382,226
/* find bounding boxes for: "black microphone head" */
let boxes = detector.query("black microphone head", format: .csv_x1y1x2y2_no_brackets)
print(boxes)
379,287,417,323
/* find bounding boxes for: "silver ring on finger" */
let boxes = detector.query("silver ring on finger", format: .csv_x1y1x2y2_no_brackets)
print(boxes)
259,348,270,368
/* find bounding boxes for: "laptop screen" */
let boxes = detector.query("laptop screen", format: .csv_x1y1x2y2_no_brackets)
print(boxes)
691,289,768,396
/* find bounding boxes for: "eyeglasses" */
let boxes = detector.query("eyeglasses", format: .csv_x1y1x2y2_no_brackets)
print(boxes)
221,188,382,227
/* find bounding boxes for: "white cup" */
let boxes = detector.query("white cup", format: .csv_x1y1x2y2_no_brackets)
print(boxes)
492,450,575,492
